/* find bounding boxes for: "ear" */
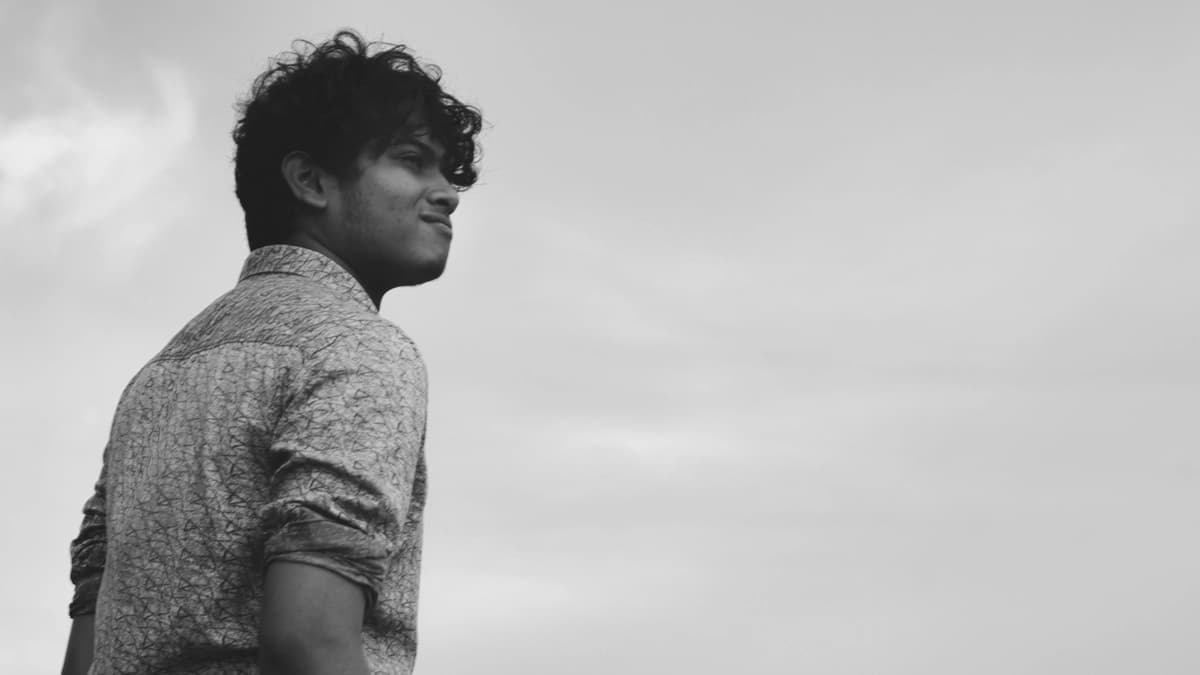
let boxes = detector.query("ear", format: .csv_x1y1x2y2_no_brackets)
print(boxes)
280,151,332,209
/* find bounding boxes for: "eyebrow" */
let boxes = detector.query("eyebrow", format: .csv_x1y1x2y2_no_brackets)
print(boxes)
394,136,446,163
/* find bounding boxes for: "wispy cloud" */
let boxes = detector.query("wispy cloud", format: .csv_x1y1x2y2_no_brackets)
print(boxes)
0,6,195,271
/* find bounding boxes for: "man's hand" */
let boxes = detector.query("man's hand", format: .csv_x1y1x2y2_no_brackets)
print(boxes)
259,560,371,675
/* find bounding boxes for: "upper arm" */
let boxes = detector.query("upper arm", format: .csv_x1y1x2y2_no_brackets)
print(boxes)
261,332,426,613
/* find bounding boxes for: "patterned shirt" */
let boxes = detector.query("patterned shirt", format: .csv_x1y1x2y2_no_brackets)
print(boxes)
68,244,430,674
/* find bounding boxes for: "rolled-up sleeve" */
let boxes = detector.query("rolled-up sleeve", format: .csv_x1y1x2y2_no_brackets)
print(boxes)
261,334,425,613
68,456,108,618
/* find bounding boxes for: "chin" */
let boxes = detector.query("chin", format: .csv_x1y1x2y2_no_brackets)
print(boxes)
397,257,448,287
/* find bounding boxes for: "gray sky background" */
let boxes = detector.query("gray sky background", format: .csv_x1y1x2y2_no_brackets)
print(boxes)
3,0,1199,673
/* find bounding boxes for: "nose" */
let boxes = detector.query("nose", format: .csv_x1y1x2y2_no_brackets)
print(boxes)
428,176,460,215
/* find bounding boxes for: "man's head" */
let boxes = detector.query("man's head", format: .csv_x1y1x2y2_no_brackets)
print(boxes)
233,30,482,299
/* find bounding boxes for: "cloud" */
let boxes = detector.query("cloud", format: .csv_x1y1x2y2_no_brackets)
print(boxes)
0,12,195,272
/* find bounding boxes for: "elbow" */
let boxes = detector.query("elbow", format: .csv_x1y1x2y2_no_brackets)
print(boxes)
259,630,367,675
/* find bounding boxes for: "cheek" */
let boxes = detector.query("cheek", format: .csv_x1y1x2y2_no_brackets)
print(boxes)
342,184,372,220
347,188,395,228
359,171,426,224
394,182,425,214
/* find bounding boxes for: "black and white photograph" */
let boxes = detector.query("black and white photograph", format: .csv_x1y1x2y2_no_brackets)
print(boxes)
1,1,1197,673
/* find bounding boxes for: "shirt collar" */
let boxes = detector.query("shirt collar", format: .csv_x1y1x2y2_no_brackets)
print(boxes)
238,244,377,313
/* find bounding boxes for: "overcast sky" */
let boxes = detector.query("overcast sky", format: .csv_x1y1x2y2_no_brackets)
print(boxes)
3,0,1199,673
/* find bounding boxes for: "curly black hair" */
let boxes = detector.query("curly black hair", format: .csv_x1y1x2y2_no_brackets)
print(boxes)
232,29,483,249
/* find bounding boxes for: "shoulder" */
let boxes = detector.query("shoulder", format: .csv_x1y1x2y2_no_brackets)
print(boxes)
224,275,394,344
303,317,425,390
195,274,425,384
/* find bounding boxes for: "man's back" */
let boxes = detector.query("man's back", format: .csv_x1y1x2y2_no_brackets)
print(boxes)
69,245,429,674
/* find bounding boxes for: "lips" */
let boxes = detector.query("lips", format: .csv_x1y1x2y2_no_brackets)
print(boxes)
421,213,452,232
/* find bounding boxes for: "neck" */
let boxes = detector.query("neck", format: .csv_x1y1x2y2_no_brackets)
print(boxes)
278,232,383,309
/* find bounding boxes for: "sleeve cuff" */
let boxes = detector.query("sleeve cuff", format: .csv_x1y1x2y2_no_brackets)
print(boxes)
263,519,390,613
68,574,102,618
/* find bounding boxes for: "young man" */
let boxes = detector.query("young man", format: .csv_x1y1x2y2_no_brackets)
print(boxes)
60,30,482,675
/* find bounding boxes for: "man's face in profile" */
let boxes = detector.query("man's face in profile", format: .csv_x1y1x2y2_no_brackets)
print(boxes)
331,131,459,289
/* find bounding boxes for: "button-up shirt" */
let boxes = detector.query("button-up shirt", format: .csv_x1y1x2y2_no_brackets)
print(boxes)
68,244,429,674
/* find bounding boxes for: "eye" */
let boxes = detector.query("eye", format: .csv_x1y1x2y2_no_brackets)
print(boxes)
387,147,423,166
